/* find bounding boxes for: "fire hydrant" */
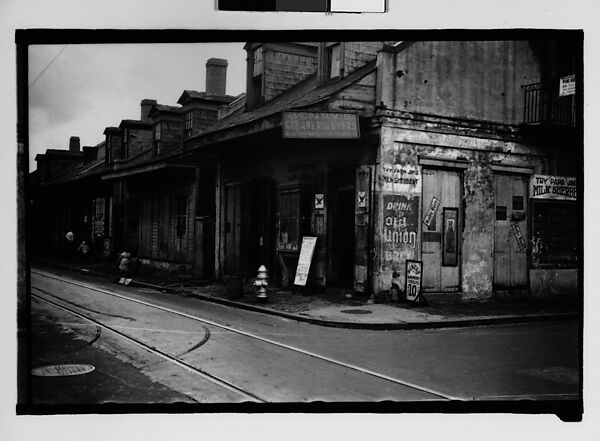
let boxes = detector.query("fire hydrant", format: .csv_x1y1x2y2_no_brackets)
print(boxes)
254,265,269,303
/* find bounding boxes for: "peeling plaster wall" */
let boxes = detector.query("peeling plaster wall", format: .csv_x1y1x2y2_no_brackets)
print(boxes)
373,121,551,299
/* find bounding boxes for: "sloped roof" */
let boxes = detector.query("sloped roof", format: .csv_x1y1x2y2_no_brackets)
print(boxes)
177,90,238,105
188,59,377,142
149,104,182,115
40,157,106,186
119,119,152,129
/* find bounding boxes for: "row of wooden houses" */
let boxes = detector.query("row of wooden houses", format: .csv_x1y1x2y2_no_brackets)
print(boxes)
29,38,582,300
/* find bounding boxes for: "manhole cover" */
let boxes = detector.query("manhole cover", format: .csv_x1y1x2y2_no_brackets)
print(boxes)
32,364,95,377
340,309,372,315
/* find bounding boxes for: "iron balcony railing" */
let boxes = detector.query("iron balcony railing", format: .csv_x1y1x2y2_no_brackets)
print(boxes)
522,82,576,127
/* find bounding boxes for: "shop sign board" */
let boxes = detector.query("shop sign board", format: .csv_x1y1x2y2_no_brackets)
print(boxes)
530,175,576,201
405,259,423,302
294,236,318,286
380,163,421,194
423,196,440,227
282,111,360,139
559,75,576,97
511,222,528,251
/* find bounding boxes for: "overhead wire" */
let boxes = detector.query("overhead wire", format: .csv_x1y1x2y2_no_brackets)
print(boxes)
28,45,68,89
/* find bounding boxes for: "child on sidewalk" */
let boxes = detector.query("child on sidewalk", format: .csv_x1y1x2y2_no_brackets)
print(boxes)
116,251,132,285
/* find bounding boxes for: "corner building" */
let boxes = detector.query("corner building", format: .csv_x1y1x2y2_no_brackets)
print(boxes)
186,39,580,300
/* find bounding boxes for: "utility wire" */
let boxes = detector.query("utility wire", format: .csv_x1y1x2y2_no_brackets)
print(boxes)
28,45,68,89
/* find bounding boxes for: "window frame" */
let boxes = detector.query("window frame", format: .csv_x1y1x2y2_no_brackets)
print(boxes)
328,43,341,79
153,121,162,154
184,111,193,139
278,188,301,252
250,46,264,107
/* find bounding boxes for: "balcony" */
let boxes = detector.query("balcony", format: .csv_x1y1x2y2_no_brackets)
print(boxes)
522,82,576,127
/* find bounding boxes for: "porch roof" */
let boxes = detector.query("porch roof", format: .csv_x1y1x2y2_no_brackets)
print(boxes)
184,60,377,150
101,162,196,181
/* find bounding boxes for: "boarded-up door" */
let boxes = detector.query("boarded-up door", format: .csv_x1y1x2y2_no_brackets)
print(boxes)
421,169,461,292
224,183,241,275
493,174,528,289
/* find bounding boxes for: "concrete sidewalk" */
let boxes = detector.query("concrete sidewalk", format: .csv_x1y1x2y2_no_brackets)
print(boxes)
32,257,579,330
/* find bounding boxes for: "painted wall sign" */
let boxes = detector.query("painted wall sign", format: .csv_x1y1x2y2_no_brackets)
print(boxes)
382,195,419,265
314,193,325,210
405,260,423,302
530,175,576,201
423,196,440,227
442,208,459,266
282,111,360,139
559,75,576,97
294,236,318,286
357,191,367,208
511,222,527,251
380,163,421,193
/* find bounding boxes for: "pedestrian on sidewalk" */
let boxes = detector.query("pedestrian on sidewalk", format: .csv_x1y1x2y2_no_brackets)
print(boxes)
76,239,91,261
116,251,132,285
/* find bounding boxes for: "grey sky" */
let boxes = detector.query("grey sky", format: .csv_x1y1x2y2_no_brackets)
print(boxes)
28,43,247,170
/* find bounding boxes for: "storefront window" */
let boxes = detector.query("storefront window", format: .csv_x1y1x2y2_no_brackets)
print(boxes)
279,189,300,251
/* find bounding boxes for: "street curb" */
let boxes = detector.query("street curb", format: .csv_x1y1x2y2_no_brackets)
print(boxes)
36,261,579,331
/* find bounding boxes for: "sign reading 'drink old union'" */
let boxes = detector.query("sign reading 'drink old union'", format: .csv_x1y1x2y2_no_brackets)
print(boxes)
282,111,360,139
530,174,576,201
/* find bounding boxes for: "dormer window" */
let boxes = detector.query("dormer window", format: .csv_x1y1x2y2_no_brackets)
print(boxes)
184,111,193,139
250,46,264,107
328,43,341,78
154,122,162,155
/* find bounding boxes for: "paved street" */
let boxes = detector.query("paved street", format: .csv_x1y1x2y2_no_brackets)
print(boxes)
28,266,580,405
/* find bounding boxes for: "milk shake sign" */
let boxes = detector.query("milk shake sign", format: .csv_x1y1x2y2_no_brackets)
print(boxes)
530,175,576,201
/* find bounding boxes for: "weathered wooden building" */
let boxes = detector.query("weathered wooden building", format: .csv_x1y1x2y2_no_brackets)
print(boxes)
30,38,581,301
183,39,580,299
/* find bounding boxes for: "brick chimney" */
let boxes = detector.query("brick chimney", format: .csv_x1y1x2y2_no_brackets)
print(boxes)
205,58,228,96
140,99,157,123
69,136,80,152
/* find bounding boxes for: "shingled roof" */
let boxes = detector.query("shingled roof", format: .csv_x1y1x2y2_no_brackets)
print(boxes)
177,90,238,105
186,59,377,144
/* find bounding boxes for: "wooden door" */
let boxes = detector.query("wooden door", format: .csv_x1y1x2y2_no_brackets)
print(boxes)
224,183,241,275
493,174,528,289
421,169,461,292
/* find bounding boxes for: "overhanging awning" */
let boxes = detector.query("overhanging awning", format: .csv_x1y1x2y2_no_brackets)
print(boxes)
101,163,196,181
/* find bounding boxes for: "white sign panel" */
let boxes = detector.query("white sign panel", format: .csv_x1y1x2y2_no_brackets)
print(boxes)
357,191,367,208
294,236,318,286
559,75,576,97
530,175,576,201
314,193,324,210
380,163,421,194
405,260,423,302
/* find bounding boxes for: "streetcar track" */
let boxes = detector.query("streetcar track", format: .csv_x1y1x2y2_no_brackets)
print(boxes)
31,269,461,401
32,290,267,403
34,287,136,321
